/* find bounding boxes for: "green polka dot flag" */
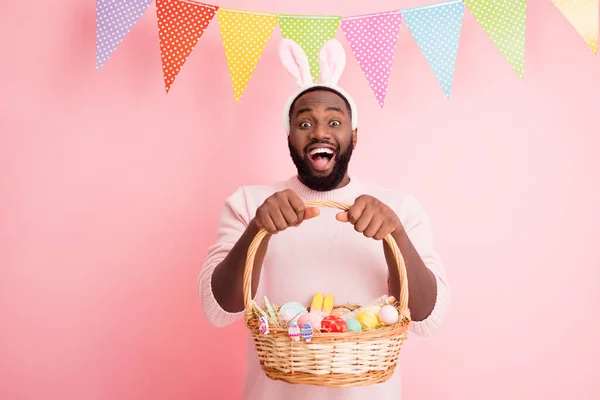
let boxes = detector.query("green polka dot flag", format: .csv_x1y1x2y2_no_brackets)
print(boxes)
277,14,342,82
464,0,527,78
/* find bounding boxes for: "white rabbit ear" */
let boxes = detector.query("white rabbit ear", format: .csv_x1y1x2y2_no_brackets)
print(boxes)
279,39,313,87
318,39,346,85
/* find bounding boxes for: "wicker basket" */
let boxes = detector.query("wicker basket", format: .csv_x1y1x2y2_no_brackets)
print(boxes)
243,200,411,388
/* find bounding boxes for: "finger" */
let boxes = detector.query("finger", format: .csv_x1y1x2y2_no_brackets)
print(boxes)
304,206,320,220
335,211,349,222
363,216,383,238
347,199,367,225
286,193,306,226
270,208,289,232
354,207,373,233
373,224,390,241
280,198,300,226
257,208,278,234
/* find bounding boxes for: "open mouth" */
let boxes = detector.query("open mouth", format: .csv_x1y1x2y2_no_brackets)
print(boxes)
308,147,335,172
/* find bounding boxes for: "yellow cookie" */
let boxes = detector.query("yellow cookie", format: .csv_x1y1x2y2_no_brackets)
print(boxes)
311,292,323,313
323,294,335,314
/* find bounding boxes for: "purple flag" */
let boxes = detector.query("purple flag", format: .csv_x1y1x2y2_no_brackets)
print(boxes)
96,0,155,70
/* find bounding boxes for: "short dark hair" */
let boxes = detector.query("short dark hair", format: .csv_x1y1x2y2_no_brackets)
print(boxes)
288,86,352,122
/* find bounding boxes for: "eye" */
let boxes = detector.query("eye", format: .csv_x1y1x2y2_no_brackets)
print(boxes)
330,120,341,127
300,121,312,128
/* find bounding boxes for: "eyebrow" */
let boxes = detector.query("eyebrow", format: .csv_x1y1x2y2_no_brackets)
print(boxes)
295,106,345,116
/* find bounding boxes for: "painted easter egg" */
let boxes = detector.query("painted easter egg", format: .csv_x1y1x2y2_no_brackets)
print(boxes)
288,323,301,341
378,305,399,325
301,323,314,342
297,312,322,330
359,305,381,315
345,318,363,332
278,302,307,324
321,316,348,333
330,307,352,318
356,311,379,330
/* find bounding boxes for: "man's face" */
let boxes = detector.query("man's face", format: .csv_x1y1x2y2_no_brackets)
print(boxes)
288,89,357,191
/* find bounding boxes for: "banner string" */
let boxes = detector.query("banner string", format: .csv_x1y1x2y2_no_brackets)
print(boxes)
342,10,401,21
175,0,464,19
177,0,217,10
401,0,463,14
218,8,276,17
278,14,342,20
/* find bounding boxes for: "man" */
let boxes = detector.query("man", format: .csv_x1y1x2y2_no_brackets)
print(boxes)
198,38,449,399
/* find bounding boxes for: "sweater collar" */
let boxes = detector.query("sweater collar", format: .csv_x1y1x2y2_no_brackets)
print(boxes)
286,174,361,202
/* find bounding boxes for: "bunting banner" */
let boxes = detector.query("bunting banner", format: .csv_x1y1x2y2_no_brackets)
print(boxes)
278,15,342,82
402,1,465,99
156,0,218,92
464,0,527,78
96,0,599,105
341,11,402,108
96,0,155,70
551,0,598,55
217,9,278,102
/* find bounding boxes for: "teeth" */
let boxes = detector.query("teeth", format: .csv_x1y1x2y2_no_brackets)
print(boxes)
309,147,334,156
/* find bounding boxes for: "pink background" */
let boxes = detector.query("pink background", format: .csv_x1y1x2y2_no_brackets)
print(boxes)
1,0,599,399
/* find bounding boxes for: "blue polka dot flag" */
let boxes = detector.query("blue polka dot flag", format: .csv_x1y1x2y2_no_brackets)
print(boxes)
401,0,465,99
96,0,155,70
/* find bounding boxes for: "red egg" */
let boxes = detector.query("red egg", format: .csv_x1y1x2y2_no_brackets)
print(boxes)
321,316,348,333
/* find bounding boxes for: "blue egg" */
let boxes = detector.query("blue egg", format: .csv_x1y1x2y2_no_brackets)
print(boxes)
346,318,362,332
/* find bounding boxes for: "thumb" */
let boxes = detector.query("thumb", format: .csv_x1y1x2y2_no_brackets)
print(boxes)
336,211,349,222
304,207,320,220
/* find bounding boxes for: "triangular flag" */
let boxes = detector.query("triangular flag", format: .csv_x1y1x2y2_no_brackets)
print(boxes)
341,11,402,108
96,0,154,70
464,0,527,78
217,9,278,102
156,0,218,92
402,1,465,99
551,0,598,55
278,15,342,81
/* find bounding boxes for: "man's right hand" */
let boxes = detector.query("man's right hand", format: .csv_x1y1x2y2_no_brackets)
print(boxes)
253,189,320,234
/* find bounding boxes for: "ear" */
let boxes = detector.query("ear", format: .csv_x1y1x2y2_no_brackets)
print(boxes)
352,128,358,149
318,39,346,85
279,39,313,87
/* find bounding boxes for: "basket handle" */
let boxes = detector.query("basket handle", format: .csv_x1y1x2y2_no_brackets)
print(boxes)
243,200,409,321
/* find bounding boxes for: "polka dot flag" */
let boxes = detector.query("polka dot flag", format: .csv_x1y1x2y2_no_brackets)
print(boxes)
551,0,598,55
217,9,278,102
402,1,465,99
156,0,218,92
278,15,342,82
341,11,402,108
464,0,527,78
96,0,155,70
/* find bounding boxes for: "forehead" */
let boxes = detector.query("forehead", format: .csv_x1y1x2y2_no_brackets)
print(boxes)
292,90,348,114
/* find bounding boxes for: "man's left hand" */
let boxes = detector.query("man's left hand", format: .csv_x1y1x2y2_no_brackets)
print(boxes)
336,195,403,240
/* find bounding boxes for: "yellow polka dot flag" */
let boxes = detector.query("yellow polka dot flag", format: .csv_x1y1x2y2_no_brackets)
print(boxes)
464,0,527,78
278,14,342,82
217,9,278,102
551,0,598,55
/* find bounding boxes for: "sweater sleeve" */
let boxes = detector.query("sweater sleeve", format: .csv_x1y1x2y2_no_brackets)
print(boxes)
197,187,252,328
400,195,450,337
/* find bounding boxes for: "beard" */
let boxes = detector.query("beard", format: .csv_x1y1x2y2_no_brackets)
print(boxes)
288,138,353,192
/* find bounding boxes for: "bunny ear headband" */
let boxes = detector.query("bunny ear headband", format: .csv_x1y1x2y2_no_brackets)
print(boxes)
280,38,358,135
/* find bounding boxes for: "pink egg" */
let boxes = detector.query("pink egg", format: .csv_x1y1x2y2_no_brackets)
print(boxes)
378,305,399,325
297,313,322,329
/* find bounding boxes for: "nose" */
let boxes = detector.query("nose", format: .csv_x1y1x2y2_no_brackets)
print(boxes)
309,123,332,141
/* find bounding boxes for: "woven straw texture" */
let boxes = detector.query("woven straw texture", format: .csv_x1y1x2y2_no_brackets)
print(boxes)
243,200,411,387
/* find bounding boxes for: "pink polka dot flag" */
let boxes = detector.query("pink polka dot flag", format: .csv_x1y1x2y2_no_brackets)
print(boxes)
156,0,218,92
341,11,403,108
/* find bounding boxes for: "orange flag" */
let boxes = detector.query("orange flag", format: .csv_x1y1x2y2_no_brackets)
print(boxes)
156,0,218,92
